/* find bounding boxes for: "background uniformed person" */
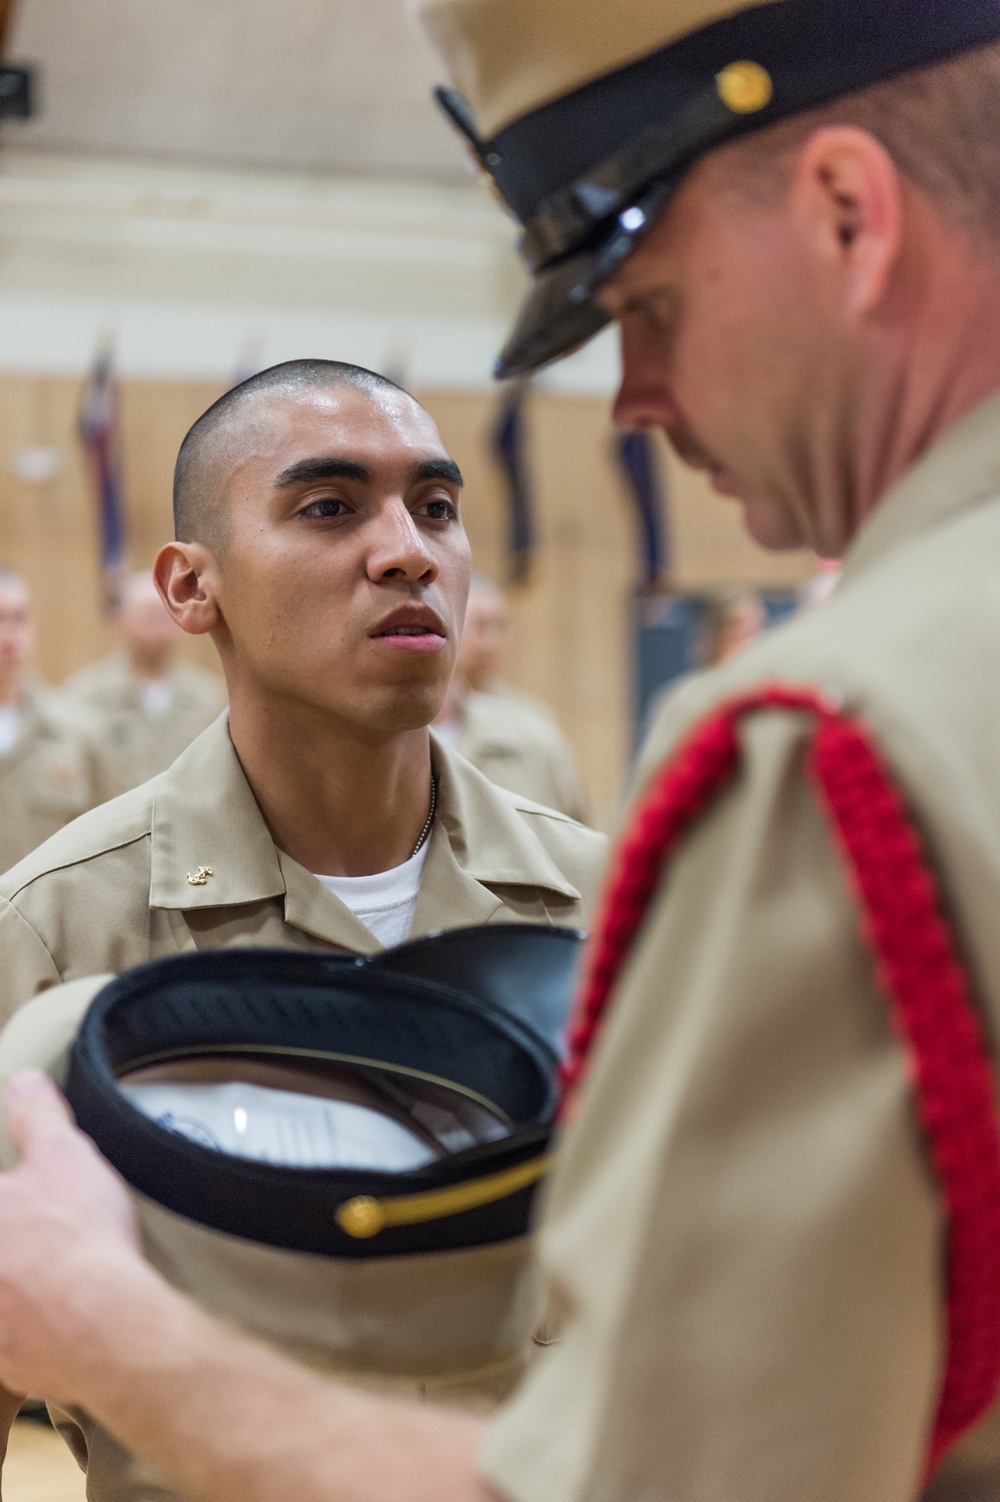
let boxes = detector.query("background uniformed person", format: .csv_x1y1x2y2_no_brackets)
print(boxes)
434,573,589,820
0,567,106,871
455,571,558,716
65,570,225,797
0,358,605,1020
0,4,999,1502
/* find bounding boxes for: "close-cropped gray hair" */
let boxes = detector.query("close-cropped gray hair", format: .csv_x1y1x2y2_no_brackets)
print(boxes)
724,40,1000,239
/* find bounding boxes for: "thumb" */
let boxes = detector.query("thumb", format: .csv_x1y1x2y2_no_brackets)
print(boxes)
4,1070,76,1161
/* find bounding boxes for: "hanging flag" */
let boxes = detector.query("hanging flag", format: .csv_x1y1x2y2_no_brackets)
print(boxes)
78,342,128,616
614,429,670,592
492,378,535,587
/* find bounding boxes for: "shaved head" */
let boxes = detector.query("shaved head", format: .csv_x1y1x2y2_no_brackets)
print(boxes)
173,360,411,552
155,357,469,745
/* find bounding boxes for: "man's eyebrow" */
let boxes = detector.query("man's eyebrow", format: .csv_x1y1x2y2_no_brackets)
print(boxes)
274,457,371,488
412,458,463,488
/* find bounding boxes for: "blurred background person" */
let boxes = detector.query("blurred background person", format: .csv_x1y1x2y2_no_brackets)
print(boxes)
64,570,225,797
0,567,105,871
435,572,590,823
458,572,554,715
707,589,767,665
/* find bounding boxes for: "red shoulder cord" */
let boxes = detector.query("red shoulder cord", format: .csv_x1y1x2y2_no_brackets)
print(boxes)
560,684,1000,1483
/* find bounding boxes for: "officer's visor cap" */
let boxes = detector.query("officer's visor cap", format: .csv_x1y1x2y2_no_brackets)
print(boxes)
418,0,1000,378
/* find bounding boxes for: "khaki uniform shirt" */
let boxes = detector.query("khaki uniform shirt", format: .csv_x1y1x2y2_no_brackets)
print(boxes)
64,651,224,797
0,716,606,1027
482,392,1000,1502
0,686,106,874
453,689,590,824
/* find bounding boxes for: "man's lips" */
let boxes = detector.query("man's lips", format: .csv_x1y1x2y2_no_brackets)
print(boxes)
369,607,448,654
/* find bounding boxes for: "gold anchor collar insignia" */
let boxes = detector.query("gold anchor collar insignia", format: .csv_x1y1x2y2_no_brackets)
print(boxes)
186,865,214,887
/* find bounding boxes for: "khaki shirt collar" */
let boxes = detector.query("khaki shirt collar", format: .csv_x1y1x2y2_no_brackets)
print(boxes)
842,387,1000,584
149,716,285,910
427,733,580,897
149,719,579,949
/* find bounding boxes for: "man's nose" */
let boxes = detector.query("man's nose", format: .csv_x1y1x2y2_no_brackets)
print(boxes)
612,322,677,431
368,499,438,584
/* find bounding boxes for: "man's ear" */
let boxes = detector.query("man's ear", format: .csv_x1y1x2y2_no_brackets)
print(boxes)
790,124,904,317
153,542,220,637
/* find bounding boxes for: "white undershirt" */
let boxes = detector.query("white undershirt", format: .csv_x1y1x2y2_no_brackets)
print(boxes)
0,704,21,755
313,838,430,948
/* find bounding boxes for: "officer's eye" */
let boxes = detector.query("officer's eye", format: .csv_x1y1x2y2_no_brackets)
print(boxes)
300,497,349,520
630,287,680,338
416,497,458,522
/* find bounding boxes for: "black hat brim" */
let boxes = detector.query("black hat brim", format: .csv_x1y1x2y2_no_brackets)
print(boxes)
495,177,680,378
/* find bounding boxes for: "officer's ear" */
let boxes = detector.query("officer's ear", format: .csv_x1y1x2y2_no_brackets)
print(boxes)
153,542,220,637
789,125,903,319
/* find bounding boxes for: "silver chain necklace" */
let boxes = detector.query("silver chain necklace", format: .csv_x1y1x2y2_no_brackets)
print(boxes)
411,775,437,859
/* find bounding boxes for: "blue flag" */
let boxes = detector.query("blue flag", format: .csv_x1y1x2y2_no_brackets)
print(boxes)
492,380,534,587
615,429,670,592
79,344,128,616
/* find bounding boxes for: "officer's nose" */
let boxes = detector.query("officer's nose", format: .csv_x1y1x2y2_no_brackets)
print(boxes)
368,498,438,585
613,322,679,432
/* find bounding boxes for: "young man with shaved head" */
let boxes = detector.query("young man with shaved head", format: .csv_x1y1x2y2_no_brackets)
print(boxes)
0,359,605,1013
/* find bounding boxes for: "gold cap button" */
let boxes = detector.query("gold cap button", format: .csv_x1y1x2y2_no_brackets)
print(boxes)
336,1196,386,1239
716,61,774,114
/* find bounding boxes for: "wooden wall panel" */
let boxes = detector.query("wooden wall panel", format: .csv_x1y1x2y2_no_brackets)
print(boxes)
0,374,816,830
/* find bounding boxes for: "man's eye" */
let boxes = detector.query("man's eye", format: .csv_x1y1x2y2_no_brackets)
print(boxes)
301,498,348,519
418,499,458,522
636,290,679,337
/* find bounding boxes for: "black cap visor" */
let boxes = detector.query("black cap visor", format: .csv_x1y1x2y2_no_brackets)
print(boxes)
495,176,680,378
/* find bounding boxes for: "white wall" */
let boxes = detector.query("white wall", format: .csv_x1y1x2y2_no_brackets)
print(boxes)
0,149,621,392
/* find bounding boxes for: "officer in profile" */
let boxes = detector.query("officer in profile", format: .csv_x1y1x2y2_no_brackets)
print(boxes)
0,568,106,871
434,573,590,822
65,570,224,797
0,359,605,1019
1,4,1000,1502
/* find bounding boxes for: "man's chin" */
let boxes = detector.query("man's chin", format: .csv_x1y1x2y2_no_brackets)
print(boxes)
356,687,446,740
740,495,808,552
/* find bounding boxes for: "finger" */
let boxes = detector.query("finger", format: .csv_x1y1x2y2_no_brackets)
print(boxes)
4,1071,77,1161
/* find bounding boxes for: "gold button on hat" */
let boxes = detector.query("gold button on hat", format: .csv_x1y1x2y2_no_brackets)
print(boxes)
716,60,773,114
417,0,1000,378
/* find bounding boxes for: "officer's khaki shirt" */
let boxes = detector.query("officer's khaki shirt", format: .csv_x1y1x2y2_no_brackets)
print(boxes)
0,716,606,1026
482,392,1000,1502
64,651,225,797
0,686,106,873
452,689,590,824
